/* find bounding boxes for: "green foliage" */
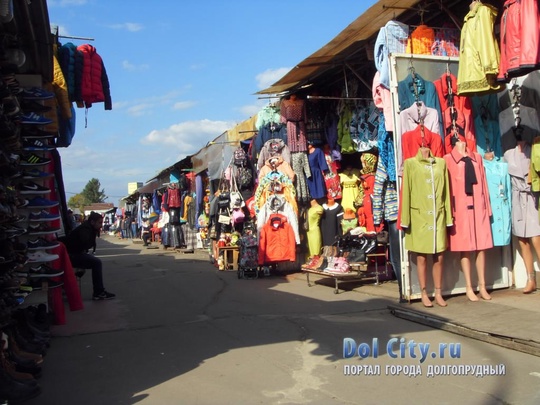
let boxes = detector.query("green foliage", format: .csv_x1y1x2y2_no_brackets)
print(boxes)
80,178,107,204
67,193,85,209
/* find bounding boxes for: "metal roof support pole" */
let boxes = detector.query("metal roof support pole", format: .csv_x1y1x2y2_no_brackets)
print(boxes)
342,66,349,98
345,63,372,93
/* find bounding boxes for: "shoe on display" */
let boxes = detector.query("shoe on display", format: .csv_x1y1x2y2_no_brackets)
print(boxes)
21,127,56,139
28,264,63,277
26,197,58,208
19,181,51,195
19,112,53,125
20,87,54,100
27,223,60,235
92,290,116,300
27,251,60,263
20,99,52,113
29,210,60,222
21,168,53,179
20,153,51,166
27,238,60,250
22,138,54,151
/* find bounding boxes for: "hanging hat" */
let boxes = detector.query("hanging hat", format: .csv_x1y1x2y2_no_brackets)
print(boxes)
361,153,377,173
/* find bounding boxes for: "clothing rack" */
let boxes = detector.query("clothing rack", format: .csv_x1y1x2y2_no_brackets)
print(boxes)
307,95,372,101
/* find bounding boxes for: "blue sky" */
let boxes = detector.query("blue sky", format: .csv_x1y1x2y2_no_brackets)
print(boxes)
47,0,376,204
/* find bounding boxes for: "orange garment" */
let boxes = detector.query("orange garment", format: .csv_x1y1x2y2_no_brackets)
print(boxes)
406,25,435,55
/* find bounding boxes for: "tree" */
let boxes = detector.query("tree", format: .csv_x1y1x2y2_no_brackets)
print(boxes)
67,193,85,209
80,178,107,204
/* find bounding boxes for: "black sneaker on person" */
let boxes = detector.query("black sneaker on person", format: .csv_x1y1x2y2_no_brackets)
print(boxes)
92,290,116,301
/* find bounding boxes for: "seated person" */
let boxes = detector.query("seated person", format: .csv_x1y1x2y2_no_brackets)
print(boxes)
141,219,151,246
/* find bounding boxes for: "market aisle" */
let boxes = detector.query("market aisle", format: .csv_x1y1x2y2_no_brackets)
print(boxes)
24,235,540,405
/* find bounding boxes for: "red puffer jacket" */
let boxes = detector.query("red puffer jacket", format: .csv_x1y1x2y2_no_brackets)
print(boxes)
498,0,540,82
77,44,112,109
258,213,296,264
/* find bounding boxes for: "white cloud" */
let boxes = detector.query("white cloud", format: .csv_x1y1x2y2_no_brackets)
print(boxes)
142,119,235,154
190,63,206,71
256,67,291,89
127,103,153,117
108,23,144,32
239,104,262,117
172,101,197,110
122,60,150,71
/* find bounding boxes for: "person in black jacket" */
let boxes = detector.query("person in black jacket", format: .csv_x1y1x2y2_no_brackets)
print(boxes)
62,212,115,300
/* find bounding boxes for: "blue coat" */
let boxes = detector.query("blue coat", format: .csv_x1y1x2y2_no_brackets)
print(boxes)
483,158,512,246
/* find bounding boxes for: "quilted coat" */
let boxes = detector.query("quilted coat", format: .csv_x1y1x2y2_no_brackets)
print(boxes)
444,147,493,252
77,44,112,110
258,213,296,264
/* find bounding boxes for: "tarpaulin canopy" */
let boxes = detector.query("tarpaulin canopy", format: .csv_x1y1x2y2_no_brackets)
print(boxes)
257,0,465,95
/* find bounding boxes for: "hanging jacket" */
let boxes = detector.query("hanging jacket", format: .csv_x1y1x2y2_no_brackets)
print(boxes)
258,213,296,264
257,138,291,170
498,0,540,82
258,155,295,183
256,194,299,244
77,44,112,110
58,42,83,102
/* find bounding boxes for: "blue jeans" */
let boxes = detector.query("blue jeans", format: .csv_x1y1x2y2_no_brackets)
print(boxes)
131,223,138,238
387,220,403,299
69,253,105,295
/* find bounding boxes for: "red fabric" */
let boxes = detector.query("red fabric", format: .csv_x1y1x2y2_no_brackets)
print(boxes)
77,44,111,109
499,0,540,81
49,242,84,325
433,73,476,154
401,126,444,162
258,213,296,264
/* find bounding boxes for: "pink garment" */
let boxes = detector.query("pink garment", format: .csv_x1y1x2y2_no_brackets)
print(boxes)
400,101,440,136
372,71,394,131
444,147,493,251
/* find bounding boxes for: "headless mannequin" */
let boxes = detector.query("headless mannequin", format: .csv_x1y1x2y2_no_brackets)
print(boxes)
516,140,540,294
416,252,447,307
452,141,492,301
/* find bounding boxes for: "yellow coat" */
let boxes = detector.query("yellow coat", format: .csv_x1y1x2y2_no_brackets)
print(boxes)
457,2,501,95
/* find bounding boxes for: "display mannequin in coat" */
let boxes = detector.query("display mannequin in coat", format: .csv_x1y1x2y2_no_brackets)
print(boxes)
444,141,493,301
400,148,453,307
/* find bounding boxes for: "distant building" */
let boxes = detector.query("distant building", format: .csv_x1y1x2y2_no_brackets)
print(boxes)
128,182,143,195
83,203,115,216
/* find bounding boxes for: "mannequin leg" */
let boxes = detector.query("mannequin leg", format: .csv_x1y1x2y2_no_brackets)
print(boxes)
518,237,537,294
460,251,478,301
416,253,433,307
432,252,447,307
476,250,491,300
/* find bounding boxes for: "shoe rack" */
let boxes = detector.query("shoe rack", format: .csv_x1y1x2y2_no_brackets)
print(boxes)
1,72,64,312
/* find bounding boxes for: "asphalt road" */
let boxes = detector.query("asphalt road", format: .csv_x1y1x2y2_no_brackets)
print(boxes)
25,235,540,405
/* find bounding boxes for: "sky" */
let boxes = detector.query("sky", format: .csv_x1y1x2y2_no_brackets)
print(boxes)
47,0,377,204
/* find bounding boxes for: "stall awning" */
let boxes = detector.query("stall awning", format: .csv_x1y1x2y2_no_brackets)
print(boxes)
257,0,438,95
227,115,257,142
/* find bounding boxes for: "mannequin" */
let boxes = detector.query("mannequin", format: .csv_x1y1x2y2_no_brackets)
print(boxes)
400,148,453,307
504,140,540,293
444,140,493,301
320,197,343,247
306,199,324,257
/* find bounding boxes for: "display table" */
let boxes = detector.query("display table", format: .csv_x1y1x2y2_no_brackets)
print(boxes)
217,246,239,271
301,251,391,294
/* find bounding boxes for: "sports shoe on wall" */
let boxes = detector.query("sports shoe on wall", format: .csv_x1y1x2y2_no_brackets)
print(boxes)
20,87,54,100
19,181,51,194
19,112,53,125
20,153,51,166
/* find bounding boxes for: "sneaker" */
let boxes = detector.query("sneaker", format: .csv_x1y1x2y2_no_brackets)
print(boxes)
19,112,53,125
29,210,60,221
22,168,53,179
27,238,60,250
28,264,63,277
20,87,54,100
27,251,60,263
27,223,59,235
20,153,51,166
20,99,52,113
22,138,54,151
21,127,57,139
92,290,116,301
19,181,51,195
26,197,58,208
